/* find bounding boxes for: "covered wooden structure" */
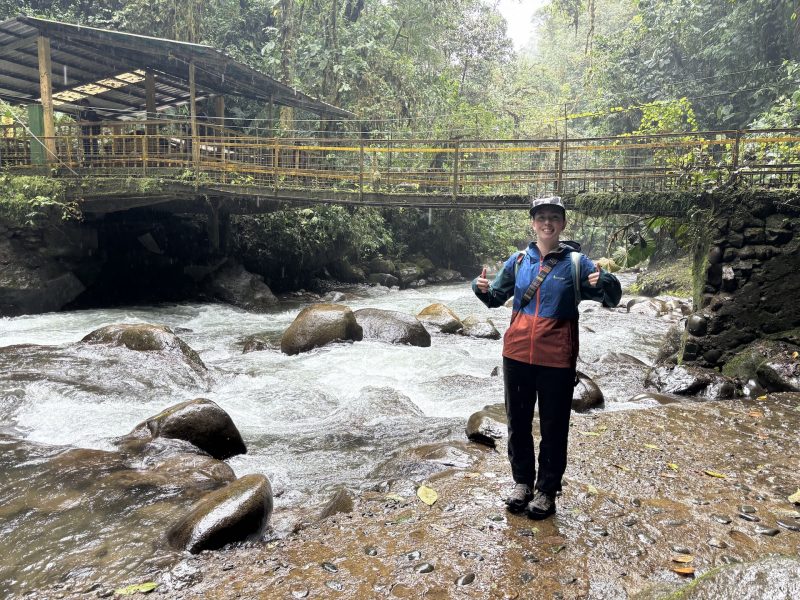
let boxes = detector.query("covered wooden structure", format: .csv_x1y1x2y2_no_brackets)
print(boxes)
0,15,353,165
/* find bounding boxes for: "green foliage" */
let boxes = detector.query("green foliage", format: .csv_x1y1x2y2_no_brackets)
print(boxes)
0,174,80,227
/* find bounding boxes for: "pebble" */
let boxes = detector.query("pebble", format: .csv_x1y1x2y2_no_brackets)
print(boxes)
691,499,710,506
720,555,742,565
631,498,642,507
97,591,113,599
523,553,539,563
321,562,338,572
456,573,476,586
707,538,728,549
365,546,378,556
405,550,422,561
291,588,309,599
637,533,656,545
326,581,344,591
755,526,780,537
662,519,687,528
222,563,234,571
415,562,435,574
711,514,732,524
623,516,637,527
520,572,534,584
777,520,800,532
671,545,692,554
738,513,761,522
739,505,756,514
488,514,505,522
460,550,484,561
589,525,609,536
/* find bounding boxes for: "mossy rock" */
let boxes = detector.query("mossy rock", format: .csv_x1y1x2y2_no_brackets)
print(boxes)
635,255,693,297
722,339,799,381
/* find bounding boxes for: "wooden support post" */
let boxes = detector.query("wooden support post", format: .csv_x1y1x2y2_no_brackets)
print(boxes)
387,133,393,192
214,95,225,126
36,35,56,167
145,70,156,168
268,95,274,137
273,138,279,197
452,140,460,202
556,139,566,195
189,61,200,174
731,130,741,172
359,140,365,201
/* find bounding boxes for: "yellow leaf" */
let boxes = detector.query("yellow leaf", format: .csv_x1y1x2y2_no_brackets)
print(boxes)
579,431,601,437
587,484,599,495
114,582,158,595
747,411,763,418
670,565,695,576
792,351,798,359
417,485,438,506
667,463,679,471
671,554,694,563
704,470,727,478
756,395,768,401
644,444,660,450
789,488,800,504
612,464,630,472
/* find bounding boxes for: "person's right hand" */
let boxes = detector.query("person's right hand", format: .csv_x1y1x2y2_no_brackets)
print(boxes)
476,267,490,293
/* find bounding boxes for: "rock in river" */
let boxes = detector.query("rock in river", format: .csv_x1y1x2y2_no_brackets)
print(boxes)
465,409,506,447
416,303,463,334
460,315,500,339
127,398,246,460
280,303,363,355
572,371,604,412
354,308,431,347
167,473,273,553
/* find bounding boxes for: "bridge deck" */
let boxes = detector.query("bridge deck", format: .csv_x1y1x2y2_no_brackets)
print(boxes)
3,120,799,213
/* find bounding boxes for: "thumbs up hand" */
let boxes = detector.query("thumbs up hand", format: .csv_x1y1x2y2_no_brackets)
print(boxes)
476,266,490,293
588,264,601,287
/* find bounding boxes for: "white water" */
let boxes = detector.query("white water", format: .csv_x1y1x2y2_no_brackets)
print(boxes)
0,278,670,504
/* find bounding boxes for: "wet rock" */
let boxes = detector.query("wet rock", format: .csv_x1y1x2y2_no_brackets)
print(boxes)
204,261,278,311
167,474,273,553
671,545,692,554
687,314,708,336
126,398,246,460
416,303,463,334
738,505,756,514
365,257,396,275
428,268,460,283
754,526,779,536
711,514,732,524
596,352,649,366
322,291,347,303
364,546,378,556
460,550,484,561
321,562,338,572
756,359,800,392
465,410,506,448
318,487,355,520
707,538,728,549
460,315,500,339
291,587,309,598
415,562,434,573
629,299,670,317
662,556,800,599
778,520,800,532
629,392,684,405
81,323,206,372
455,573,476,586
645,365,739,399
240,333,277,354
280,303,363,355
738,513,760,522
353,308,431,347
572,371,604,412
405,550,422,561
368,273,400,287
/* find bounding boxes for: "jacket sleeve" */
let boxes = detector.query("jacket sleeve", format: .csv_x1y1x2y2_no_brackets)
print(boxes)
472,253,518,308
578,255,622,308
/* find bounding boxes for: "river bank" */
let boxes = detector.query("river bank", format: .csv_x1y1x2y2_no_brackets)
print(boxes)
140,393,800,600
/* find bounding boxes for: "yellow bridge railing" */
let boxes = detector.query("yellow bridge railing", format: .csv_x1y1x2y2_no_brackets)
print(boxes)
2,120,799,200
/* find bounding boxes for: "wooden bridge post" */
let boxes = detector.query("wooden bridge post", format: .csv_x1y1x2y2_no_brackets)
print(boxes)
189,61,201,179
36,35,56,168
556,139,566,194
731,130,741,172
452,140,460,202
273,138,279,197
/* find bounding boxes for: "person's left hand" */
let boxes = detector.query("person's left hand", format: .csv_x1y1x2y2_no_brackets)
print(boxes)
588,265,601,287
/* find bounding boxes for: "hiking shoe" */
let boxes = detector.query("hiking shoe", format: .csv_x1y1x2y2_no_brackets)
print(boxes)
525,490,556,520
504,484,533,513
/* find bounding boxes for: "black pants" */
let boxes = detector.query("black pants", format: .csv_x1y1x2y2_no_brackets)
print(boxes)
503,357,574,495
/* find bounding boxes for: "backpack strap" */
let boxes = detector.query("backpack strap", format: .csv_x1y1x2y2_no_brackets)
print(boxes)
513,251,525,277
519,255,560,311
571,251,581,306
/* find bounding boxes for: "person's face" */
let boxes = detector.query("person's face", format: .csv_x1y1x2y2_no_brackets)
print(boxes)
531,208,566,242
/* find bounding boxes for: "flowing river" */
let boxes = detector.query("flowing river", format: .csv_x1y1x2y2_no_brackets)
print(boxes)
0,275,680,595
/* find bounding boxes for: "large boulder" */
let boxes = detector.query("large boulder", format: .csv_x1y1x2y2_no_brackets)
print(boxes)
367,273,399,287
722,339,800,392
645,365,739,399
395,263,423,286
416,303,463,334
280,303,363,355
572,371,604,411
81,323,206,372
204,261,278,312
465,408,506,448
167,474,273,553
365,256,396,275
354,308,431,347
127,398,247,460
428,268,460,283
460,315,500,339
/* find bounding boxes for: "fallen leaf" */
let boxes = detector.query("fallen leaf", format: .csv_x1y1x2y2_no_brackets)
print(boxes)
417,485,438,506
792,351,798,360
704,470,727,478
644,444,661,450
612,464,630,472
788,489,800,504
587,484,599,495
667,463,679,471
114,582,158,596
670,566,695,576
748,411,763,418
671,554,694,563
756,395,767,401
579,431,601,437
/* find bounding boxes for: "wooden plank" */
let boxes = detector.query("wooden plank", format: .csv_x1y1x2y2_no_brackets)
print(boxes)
36,35,56,166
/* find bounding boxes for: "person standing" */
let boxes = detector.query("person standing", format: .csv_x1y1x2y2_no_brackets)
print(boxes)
472,196,621,519
78,98,101,163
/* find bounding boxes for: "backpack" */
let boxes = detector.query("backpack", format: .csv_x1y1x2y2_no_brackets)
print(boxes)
514,251,582,306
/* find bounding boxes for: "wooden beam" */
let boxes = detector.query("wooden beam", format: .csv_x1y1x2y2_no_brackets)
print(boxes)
213,94,224,126
36,35,56,166
145,70,156,117
189,61,200,170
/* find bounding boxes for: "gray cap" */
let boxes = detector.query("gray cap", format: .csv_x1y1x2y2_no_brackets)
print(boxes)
529,196,566,217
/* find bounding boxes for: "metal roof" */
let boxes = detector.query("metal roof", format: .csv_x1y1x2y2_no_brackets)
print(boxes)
0,16,354,119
